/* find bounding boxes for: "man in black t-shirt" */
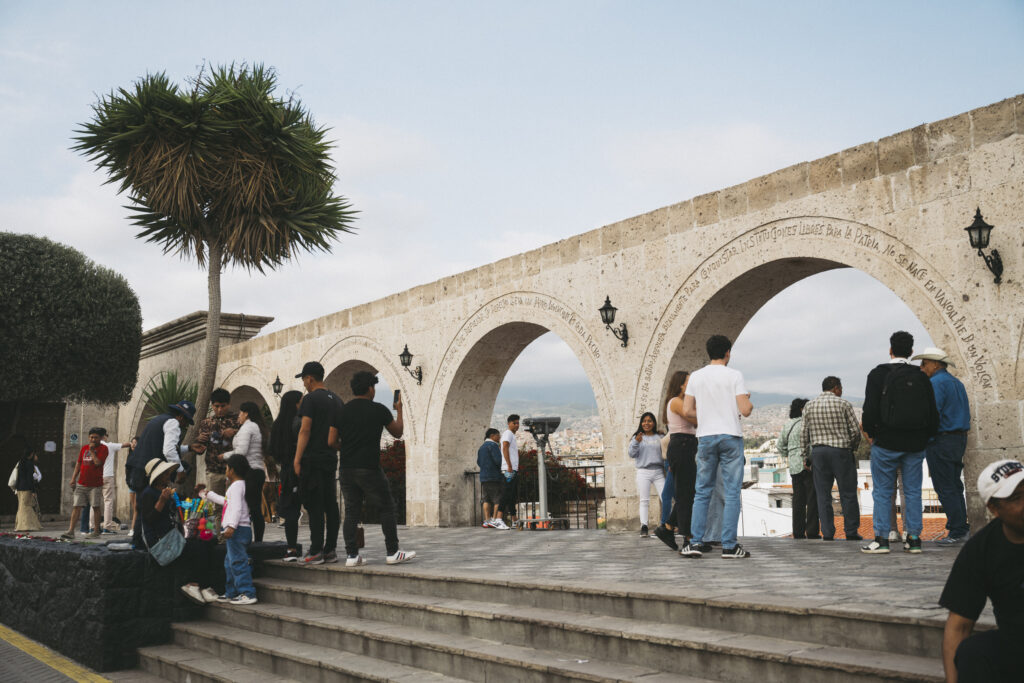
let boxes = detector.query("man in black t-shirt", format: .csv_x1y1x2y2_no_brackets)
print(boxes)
939,459,1024,682
331,370,415,566
293,361,344,564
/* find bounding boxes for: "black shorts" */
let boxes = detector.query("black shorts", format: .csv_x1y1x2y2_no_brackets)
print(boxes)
481,481,503,505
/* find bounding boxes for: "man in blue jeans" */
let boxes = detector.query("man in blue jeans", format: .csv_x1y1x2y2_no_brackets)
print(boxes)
680,335,753,559
912,347,972,545
861,331,939,555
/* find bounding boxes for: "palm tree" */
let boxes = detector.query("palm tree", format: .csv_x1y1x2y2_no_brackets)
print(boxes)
73,64,356,432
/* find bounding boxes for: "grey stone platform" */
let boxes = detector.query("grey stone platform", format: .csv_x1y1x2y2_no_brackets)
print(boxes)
17,521,984,681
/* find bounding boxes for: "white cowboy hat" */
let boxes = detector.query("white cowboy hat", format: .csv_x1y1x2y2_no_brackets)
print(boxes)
911,346,955,367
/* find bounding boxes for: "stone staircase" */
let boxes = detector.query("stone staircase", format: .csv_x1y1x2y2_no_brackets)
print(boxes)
136,560,945,682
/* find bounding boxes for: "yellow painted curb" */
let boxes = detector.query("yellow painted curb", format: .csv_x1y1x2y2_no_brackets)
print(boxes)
0,623,110,683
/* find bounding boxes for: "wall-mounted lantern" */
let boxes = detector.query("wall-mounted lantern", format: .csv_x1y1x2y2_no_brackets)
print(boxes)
399,344,423,384
598,296,629,347
964,208,1003,284
272,375,283,397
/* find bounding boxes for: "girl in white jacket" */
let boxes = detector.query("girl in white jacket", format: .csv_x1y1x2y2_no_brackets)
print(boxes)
200,454,256,605
628,412,666,538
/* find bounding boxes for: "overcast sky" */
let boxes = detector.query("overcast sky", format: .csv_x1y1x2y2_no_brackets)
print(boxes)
2,2,1022,400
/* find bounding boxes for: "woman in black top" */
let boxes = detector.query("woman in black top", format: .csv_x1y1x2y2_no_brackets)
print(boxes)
13,444,42,532
269,390,303,561
138,459,223,605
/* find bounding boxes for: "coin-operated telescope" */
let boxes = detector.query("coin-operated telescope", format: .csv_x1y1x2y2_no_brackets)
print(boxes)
523,417,560,519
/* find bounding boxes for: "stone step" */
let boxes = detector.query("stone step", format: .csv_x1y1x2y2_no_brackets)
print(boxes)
136,644,303,683
192,609,710,683
207,594,942,682
169,622,474,683
262,561,946,659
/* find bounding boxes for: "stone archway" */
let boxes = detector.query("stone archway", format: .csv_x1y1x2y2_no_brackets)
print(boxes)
220,365,277,418
639,215,994,522
318,335,415,441
425,291,617,527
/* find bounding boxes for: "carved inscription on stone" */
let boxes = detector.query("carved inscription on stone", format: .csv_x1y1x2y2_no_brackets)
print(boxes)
435,292,602,396
637,217,992,410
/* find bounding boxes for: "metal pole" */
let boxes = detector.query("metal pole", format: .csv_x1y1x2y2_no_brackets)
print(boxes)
537,435,549,519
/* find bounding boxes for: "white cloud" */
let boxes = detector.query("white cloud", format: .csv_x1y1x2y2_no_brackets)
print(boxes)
605,122,829,203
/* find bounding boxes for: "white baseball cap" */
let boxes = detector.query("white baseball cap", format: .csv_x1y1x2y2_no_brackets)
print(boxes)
978,459,1024,505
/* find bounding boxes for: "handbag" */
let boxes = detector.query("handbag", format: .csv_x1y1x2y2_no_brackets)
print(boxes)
141,513,186,566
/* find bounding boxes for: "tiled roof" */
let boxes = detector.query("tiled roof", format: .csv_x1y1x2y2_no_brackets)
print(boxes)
826,515,949,541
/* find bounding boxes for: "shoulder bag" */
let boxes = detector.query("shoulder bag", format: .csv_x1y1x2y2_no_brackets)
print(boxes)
141,508,186,566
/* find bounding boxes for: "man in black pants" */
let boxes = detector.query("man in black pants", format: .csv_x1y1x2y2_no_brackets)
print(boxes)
332,371,415,566
940,459,1024,682
292,361,343,565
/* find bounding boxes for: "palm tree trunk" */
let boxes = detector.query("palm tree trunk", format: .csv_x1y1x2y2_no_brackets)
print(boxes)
186,241,223,442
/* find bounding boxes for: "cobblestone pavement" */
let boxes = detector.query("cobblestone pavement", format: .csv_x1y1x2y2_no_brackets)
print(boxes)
18,518,987,626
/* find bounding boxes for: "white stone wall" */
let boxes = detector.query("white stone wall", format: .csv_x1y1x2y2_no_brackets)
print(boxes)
122,94,1024,529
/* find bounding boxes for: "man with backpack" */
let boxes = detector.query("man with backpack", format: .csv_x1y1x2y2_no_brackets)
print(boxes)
861,331,939,554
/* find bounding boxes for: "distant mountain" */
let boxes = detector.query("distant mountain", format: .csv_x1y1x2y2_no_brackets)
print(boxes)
492,383,861,421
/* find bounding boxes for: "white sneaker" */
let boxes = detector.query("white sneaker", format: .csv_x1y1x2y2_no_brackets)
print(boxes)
230,595,257,605
887,530,900,543
180,584,205,605
386,550,416,565
345,554,364,567
482,519,495,528
200,588,220,603
492,519,510,530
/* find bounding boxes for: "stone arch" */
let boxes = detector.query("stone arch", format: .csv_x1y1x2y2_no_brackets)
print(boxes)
637,216,989,416
637,215,1000,525
220,365,276,418
318,335,416,442
426,291,617,527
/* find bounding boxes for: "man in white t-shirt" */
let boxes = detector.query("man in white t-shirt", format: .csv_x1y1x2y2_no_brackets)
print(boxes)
98,428,134,533
680,335,754,559
499,415,520,524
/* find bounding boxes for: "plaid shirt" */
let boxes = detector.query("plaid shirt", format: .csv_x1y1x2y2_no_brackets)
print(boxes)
800,391,861,458
195,412,239,475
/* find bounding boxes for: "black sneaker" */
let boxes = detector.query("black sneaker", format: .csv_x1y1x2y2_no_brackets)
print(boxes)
323,551,339,564
905,535,922,554
640,525,649,538
680,542,711,558
845,533,863,541
282,549,299,562
653,525,679,551
721,544,751,559
860,536,890,554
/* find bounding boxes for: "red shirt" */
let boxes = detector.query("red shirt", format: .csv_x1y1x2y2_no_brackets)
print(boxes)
77,445,108,488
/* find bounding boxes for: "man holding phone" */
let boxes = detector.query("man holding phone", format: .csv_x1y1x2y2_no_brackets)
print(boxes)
332,371,414,566
61,428,109,540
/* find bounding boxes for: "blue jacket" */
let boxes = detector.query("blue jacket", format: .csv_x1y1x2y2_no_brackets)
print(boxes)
930,369,971,433
477,440,503,482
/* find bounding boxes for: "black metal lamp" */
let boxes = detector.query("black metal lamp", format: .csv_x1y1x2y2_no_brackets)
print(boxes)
272,375,283,397
598,296,629,347
964,208,1003,284
399,344,423,384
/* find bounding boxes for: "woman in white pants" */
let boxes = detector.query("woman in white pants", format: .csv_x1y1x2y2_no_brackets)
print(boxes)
628,412,666,537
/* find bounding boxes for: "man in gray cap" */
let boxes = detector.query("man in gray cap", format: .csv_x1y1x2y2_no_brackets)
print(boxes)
913,347,972,544
939,459,1024,682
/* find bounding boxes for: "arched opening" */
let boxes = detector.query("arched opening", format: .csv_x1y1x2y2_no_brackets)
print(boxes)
435,320,611,527
228,384,271,419
658,262,945,539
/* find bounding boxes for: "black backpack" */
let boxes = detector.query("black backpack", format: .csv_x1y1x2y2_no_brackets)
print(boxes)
880,364,931,430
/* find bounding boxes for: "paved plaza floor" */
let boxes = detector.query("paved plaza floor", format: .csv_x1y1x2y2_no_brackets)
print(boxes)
13,517,987,628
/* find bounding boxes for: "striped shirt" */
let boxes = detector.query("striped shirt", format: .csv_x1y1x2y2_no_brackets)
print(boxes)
800,391,862,458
